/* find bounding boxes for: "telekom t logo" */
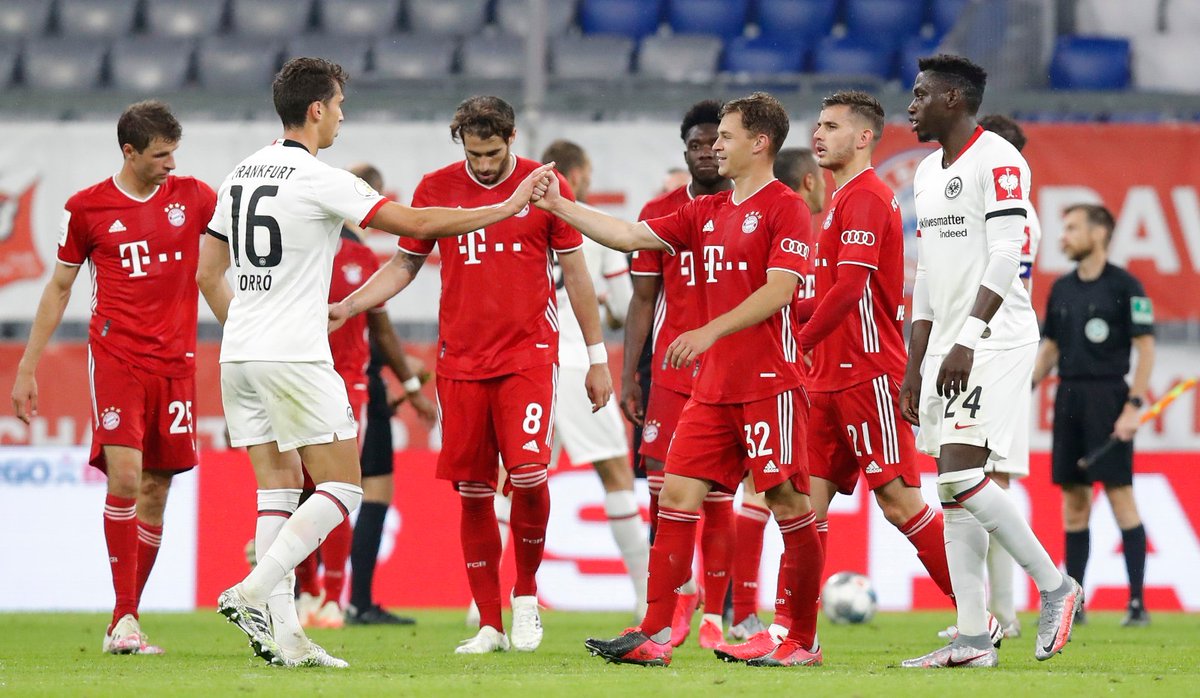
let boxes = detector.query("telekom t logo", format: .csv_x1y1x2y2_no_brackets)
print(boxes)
702,245,725,283
459,229,486,265
118,241,151,278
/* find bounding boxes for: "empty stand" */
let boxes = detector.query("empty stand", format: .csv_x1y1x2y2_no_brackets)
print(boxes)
462,34,528,79
667,0,748,39
1075,0,1159,38
144,0,226,40
811,36,896,79
230,0,313,37
373,34,457,79
1133,35,1200,92
551,34,633,79
197,36,282,89
320,0,403,37
23,38,107,90
1048,35,1130,89
495,0,577,37
110,37,194,91
406,0,489,36
579,0,662,38
843,0,926,42
283,35,370,75
722,36,806,74
754,0,838,42
57,0,139,38
0,0,54,40
638,34,722,82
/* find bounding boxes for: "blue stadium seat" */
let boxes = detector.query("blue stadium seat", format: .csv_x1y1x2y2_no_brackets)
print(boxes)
496,0,578,37
197,37,282,90
722,36,806,74
755,0,838,42
372,35,457,79
23,38,108,90
230,0,313,37
1048,36,1130,90
811,36,895,79
638,34,723,82
0,0,54,39
283,35,370,75
843,0,925,41
930,0,967,36
462,34,528,79
580,0,662,38
319,0,403,37
110,38,194,91
551,34,633,79
406,0,490,36
898,35,938,86
57,0,139,38
667,0,749,39
144,0,226,40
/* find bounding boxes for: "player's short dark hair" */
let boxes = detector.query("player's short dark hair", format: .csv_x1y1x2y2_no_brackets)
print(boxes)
348,163,383,191
978,114,1027,152
272,57,348,129
117,100,181,152
1065,203,1116,244
917,53,987,114
821,90,885,142
541,139,589,175
720,92,789,155
450,96,516,143
680,99,723,141
774,148,818,191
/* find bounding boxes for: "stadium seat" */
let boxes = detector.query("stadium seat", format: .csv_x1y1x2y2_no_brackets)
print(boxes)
755,0,838,42
197,37,282,90
144,0,226,40
580,0,663,38
372,35,457,79
722,36,806,74
496,0,578,37
898,35,939,86
843,0,926,42
319,0,403,37
110,38,194,91
0,0,54,39
283,35,369,75
551,34,633,79
406,0,489,36
811,36,896,79
230,0,313,37
1075,0,1159,38
1133,35,1200,93
462,34,528,79
57,0,139,38
22,39,107,90
1164,0,1200,34
638,34,722,82
1048,36,1130,90
667,0,749,39
930,0,968,36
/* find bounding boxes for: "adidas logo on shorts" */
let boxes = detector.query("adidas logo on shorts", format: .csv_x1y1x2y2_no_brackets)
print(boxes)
865,461,883,474
763,460,779,474
522,439,540,453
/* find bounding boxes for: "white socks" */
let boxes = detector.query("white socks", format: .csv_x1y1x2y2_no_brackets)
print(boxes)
253,489,306,655
241,482,363,602
986,534,1017,627
941,505,990,637
605,490,650,616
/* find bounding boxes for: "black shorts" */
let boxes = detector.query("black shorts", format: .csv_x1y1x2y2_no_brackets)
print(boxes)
360,370,394,478
1051,378,1133,486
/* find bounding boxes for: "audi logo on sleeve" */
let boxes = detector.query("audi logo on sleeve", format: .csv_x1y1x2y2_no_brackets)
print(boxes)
779,238,810,257
841,230,876,246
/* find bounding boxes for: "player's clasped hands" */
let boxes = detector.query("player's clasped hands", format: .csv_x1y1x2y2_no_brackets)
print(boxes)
936,344,974,398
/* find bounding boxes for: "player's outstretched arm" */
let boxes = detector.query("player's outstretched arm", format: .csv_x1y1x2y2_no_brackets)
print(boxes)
367,164,557,240
560,249,614,412
367,310,436,424
534,174,667,253
619,274,659,425
196,233,234,326
667,270,798,369
11,263,80,424
331,250,425,331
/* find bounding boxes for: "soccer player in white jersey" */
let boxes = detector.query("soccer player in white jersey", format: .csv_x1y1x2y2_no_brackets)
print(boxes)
900,54,1081,668
196,57,552,667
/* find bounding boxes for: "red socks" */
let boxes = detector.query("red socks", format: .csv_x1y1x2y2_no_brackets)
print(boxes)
296,552,321,597
508,465,550,598
134,521,162,603
642,507,701,636
104,494,138,628
732,503,771,622
778,512,823,649
459,483,504,630
700,493,735,615
900,505,954,600
321,517,352,605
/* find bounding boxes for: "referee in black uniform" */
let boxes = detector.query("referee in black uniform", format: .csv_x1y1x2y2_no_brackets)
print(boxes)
1032,203,1155,627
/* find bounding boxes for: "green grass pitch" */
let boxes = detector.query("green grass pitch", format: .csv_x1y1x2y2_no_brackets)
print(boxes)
2,610,1197,696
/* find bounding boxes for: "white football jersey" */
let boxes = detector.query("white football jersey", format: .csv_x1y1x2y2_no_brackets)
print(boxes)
913,129,1040,355
208,139,387,363
554,234,631,370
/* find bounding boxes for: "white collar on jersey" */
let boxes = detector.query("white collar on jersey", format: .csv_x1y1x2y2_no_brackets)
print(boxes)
832,166,874,198
464,154,517,190
730,178,778,207
110,175,160,203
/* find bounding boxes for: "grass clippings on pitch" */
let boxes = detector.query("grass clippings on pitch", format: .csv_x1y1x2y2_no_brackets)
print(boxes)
1,610,1196,696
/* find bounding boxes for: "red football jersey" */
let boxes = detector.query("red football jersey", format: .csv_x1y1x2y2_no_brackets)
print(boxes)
57,175,216,378
399,157,582,380
643,180,810,404
329,230,382,387
632,184,704,395
803,168,908,392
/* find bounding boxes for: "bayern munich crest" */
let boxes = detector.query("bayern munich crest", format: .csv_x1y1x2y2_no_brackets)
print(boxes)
164,202,186,227
823,209,834,229
643,420,661,443
100,407,121,431
344,263,363,285
741,212,760,233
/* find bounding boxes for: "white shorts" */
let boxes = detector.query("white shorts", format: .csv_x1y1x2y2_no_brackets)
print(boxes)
221,361,358,452
915,344,1036,463
986,391,1031,477
554,364,629,464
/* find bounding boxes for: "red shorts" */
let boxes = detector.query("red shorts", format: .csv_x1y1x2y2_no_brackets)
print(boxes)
435,363,556,489
807,374,920,495
87,344,197,473
666,388,809,495
639,384,690,466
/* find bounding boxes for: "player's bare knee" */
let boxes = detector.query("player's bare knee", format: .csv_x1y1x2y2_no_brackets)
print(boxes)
1061,486,1092,529
874,479,924,528
361,473,393,503
764,481,810,520
808,476,838,520
136,471,173,523
1104,484,1142,528
658,476,707,512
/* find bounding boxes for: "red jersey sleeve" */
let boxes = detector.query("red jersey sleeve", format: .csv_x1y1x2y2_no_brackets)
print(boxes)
641,199,698,255
398,177,437,256
56,194,92,266
630,249,663,275
765,194,810,277
833,189,888,270
192,179,218,236
550,172,583,252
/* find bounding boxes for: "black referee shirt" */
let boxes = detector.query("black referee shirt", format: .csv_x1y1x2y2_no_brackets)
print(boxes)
1042,263,1154,380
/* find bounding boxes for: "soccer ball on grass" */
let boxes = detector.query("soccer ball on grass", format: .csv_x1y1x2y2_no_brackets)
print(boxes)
821,571,878,624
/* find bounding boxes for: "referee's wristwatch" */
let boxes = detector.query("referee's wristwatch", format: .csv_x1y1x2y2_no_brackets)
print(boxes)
1127,396,1144,408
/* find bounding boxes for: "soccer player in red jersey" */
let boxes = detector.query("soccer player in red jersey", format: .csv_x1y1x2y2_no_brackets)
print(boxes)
11,101,216,655
623,100,735,649
537,92,825,669
330,96,613,655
